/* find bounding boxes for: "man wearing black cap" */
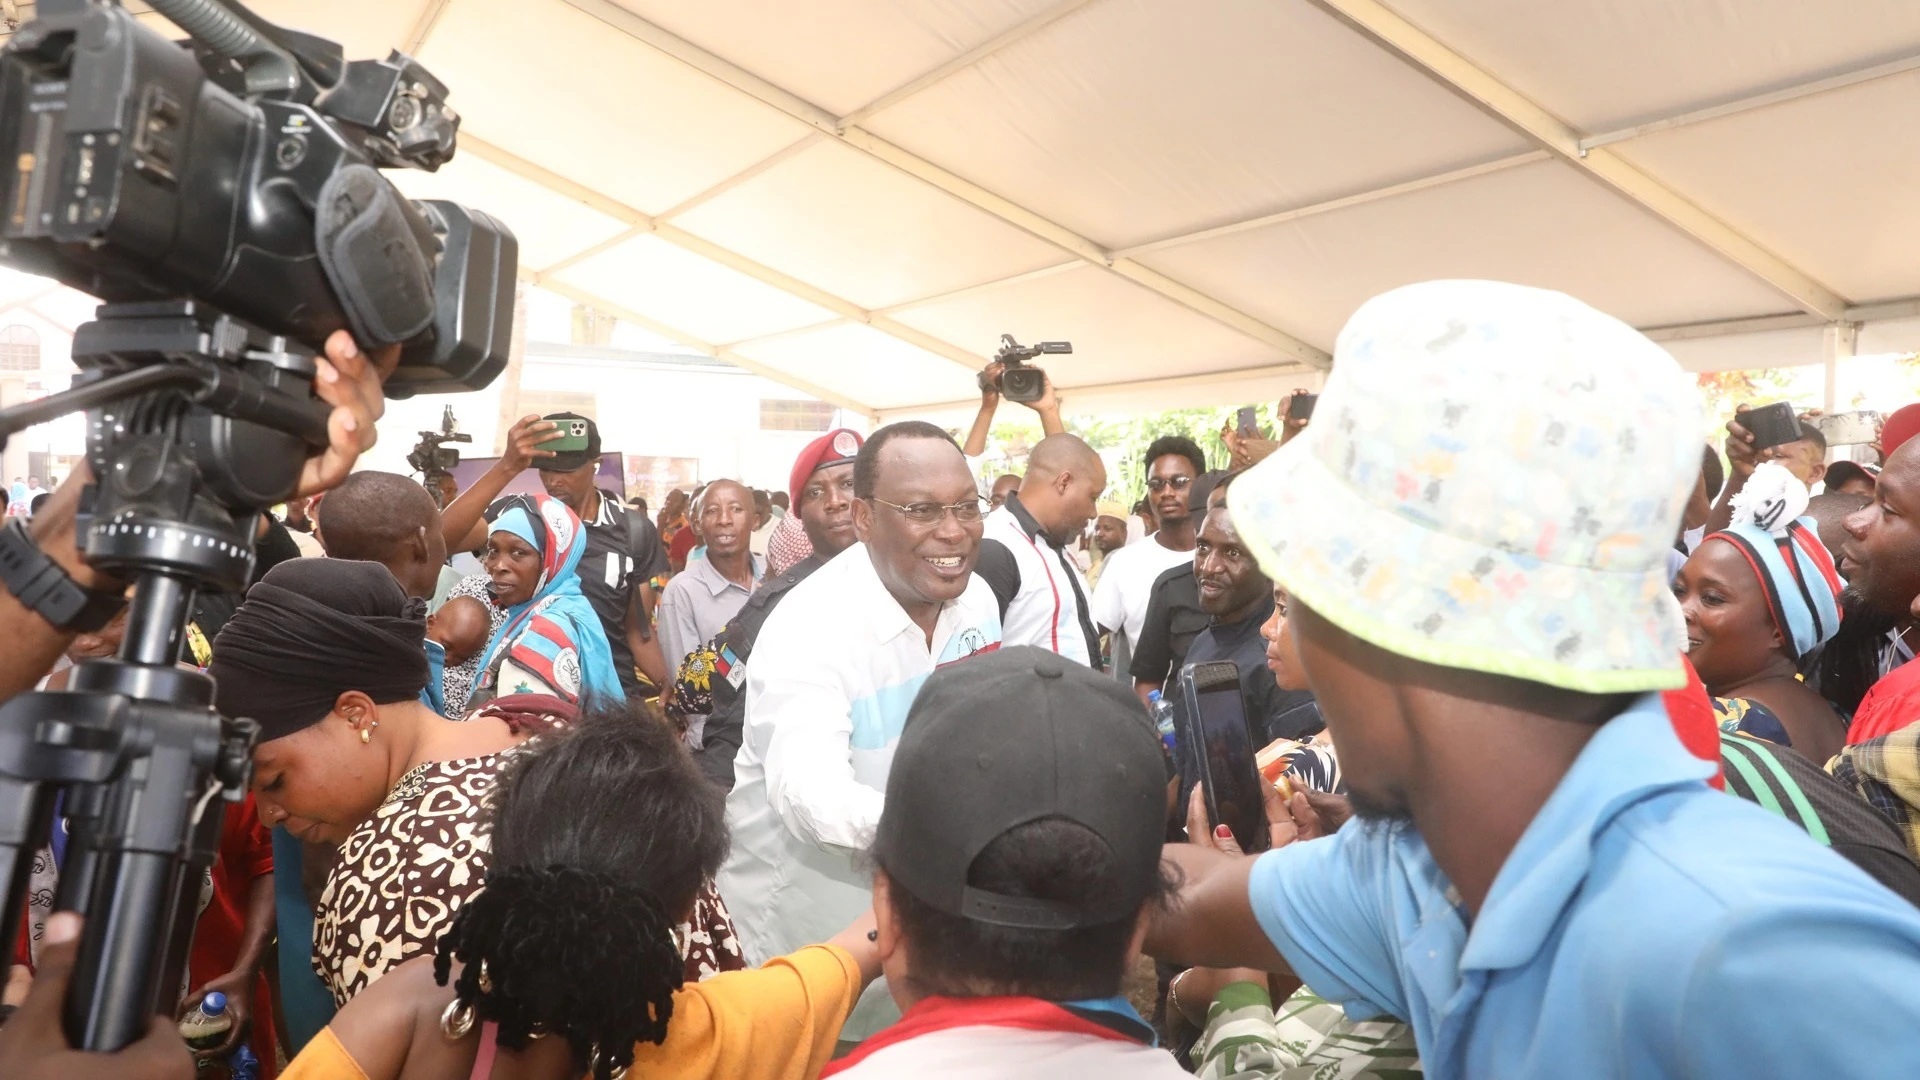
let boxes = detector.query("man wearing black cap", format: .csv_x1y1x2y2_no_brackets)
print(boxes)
825,646,1185,1078
441,412,670,697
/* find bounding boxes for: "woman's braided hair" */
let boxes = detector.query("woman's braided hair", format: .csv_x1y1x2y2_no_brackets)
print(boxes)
433,703,728,1079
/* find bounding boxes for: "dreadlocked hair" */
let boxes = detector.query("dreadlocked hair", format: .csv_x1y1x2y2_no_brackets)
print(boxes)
431,699,728,1079
434,867,681,1078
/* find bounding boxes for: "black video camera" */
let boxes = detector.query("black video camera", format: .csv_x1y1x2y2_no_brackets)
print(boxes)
408,403,472,478
0,0,516,395
978,333,1071,404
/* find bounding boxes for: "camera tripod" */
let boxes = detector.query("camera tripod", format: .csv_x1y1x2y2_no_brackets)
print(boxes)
0,300,329,1051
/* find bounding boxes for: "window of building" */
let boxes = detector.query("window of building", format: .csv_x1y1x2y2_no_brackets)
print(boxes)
759,399,834,432
0,324,40,372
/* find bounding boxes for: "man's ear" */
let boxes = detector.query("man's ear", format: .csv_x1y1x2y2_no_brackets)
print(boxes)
1808,461,1828,487
853,497,874,543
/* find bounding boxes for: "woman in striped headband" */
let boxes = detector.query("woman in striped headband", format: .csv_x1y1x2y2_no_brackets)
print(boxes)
1674,462,1848,765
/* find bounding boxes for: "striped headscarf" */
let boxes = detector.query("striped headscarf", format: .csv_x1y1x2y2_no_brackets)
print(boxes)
1705,464,1843,661
476,494,623,704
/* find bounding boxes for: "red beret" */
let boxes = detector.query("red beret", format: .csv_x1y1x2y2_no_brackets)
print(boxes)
790,428,864,508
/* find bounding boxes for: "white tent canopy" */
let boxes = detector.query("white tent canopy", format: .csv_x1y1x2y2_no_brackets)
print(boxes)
16,1,1920,421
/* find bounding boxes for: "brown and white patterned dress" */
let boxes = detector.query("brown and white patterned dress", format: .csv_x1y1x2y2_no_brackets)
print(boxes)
311,696,744,1005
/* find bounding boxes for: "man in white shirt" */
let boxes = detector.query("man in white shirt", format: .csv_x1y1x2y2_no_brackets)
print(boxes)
826,646,1185,1079
720,421,1003,1040
976,434,1106,668
1091,435,1207,680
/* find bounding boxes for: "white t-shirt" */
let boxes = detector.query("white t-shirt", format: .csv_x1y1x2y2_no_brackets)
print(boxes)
1090,537,1195,646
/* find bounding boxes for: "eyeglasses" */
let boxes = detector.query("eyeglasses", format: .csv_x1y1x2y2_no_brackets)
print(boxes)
869,496,988,526
1146,475,1194,492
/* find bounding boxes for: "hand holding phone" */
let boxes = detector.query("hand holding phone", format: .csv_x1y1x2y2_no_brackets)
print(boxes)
1178,661,1271,853
1741,401,1803,453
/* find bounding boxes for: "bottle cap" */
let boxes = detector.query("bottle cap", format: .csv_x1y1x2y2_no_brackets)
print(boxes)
202,991,227,1016
1147,689,1161,704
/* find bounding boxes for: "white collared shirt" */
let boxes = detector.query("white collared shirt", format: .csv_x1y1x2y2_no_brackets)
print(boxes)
718,542,1001,1038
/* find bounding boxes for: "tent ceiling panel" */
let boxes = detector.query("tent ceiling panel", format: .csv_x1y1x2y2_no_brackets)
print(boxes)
1859,316,1920,360
550,235,837,345
1135,159,1796,349
388,152,633,271
246,0,436,61
887,265,1299,402
609,0,1073,118
1613,73,1920,305
861,0,1530,250
1377,0,1920,134
1659,326,1826,376
668,138,1068,311
416,0,813,215
732,322,982,412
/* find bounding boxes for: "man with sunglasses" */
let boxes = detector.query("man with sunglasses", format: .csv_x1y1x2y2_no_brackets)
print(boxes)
1091,435,1208,682
719,421,1003,1044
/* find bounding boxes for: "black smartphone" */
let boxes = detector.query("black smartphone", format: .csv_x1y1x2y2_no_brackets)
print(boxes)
1236,405,1260,438
1288,393,1319,422
1179,660,1270,853
1743,401,1803,452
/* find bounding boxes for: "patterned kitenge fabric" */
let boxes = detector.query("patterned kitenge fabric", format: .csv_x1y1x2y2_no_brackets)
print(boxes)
311,695,742,1005
1193,982,1421,1079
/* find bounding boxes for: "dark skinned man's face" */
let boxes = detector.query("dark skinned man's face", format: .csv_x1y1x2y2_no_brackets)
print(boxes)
854,437,983,611
539,460,599,516
1194,506,1268,622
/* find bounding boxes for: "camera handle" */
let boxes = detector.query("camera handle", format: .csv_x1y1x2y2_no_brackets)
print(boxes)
0,301,323,1051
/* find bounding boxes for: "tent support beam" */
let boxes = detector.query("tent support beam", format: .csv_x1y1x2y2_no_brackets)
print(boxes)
1580,51,1920,152
528,270,879,420
462,134,987,378
557,0,1330,369
403,0,454,54
1307,0,1851,323
1640,294,1920,343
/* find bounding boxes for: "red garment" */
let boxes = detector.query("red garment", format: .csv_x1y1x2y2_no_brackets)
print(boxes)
1665,655,1725,791
187,794,278,1080
1847,657,1920,745
669,524,698,567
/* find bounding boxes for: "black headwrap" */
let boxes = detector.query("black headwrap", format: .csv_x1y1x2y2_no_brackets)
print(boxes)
210,558,430,742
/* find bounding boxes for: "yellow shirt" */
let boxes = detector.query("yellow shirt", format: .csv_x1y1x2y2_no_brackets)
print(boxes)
282,944,861,1080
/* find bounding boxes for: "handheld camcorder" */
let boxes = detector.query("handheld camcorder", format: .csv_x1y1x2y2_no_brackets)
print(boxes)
0,0,515,1054
408,404,472,477
979,333,1071,405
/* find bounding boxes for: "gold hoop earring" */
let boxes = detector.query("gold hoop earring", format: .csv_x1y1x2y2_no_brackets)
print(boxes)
440,998,475,1039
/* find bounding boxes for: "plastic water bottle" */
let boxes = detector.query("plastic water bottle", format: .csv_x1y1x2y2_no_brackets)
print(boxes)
1148,690,1178,753
178,991,231,1060
227,1043,260,1080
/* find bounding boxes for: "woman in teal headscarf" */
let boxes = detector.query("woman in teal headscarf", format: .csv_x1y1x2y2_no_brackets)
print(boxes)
472,493,624,706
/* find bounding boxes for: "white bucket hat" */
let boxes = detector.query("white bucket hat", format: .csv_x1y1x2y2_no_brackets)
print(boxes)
1232,280,1702,693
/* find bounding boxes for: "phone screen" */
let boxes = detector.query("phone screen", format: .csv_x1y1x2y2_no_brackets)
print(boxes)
1181,662,1270,853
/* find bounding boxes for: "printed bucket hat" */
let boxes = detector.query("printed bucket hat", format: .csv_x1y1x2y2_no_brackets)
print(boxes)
1231,280,1702,693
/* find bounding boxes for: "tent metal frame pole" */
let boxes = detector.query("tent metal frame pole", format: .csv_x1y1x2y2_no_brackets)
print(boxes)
460,135,988,377
556,0,1331,369
1580,51,1920,152
527,270,879,420
1307,0,1850,323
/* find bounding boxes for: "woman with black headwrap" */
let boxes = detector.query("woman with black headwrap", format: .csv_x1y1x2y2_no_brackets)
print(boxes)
211,558,565,1007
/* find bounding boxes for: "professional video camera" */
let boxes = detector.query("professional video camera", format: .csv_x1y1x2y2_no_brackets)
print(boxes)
978,333,1071,404
408,404,472,483
0,0,513,1052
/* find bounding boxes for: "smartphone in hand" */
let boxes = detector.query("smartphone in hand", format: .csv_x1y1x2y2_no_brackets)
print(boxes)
1179,660,1270,853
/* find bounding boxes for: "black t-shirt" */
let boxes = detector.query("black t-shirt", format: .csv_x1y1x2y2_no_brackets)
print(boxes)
1171,594,1322,807
487,490,668,695
1130,563,1207,686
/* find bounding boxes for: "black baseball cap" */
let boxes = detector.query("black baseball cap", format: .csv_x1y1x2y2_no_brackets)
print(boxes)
541,411,601,473
874,646,1168,930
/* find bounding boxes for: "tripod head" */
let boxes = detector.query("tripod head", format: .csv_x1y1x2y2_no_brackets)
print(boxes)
0,300,324,1050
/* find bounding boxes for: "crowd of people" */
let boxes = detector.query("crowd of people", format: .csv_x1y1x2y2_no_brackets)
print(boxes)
5,281,1920,1080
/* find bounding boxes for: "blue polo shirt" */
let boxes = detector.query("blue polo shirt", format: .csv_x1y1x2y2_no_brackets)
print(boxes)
1248,692,1920,1079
